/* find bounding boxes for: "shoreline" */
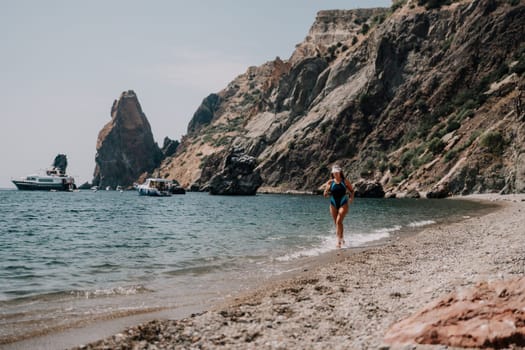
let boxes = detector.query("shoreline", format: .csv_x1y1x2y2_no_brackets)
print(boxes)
3,194,521,349
69,193,524,349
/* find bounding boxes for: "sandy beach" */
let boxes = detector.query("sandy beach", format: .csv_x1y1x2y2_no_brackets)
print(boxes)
61,194,524,350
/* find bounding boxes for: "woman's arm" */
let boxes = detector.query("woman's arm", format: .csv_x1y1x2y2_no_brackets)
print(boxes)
323,180,332,197
346,179,355,203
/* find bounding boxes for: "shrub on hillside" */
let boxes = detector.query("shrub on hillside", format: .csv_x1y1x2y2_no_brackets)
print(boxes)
480,131,506,155
446,120,461,133
428,137,445,155
444,149,458,162
361,23,370,35
400,148,415,167
391,0,407,11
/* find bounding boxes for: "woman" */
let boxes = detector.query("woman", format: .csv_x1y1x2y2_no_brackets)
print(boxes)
323,165,354,248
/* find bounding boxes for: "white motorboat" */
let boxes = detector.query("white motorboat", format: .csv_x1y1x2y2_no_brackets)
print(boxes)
136,178,172,196
12,167,76,191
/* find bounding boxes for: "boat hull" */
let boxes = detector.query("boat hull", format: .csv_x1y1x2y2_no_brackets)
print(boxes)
137,187,171,197
12,180,73,191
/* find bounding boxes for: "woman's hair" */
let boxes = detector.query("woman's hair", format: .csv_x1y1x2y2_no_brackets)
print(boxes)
331,171,346,181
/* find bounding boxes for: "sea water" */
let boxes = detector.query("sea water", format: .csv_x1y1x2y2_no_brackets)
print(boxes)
0,189,488,344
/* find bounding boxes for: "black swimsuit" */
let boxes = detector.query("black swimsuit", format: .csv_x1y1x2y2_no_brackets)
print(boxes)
330,181,348,209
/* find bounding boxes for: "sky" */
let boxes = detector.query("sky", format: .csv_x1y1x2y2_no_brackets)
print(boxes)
0,0,391,188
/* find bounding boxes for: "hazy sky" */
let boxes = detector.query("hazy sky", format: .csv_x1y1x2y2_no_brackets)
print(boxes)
1,0,391,188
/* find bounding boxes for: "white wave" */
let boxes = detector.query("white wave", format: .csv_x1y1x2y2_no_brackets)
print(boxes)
407,220,436,228
72,285,151,299
373,225,402,234
275,236,335,262
347,230,393,247
275,227,397,262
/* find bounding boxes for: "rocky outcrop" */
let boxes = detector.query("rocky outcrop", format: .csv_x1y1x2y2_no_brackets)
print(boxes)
77,182,92,190
187,93,222,134
92,90,163,188
53,154,68,174
405,189,421,199
161,137,179,158
156,1,525,195
384,277,525,349
353,179,385,198
208,147,262,195
426,182,450,198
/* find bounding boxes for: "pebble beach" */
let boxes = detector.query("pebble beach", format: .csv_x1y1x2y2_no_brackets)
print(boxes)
69,194,525,349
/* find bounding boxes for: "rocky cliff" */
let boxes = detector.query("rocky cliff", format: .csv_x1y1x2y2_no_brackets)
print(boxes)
157,0,525,195
92,90,163,188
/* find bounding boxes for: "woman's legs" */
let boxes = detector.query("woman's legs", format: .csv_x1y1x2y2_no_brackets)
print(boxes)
330,204,349,248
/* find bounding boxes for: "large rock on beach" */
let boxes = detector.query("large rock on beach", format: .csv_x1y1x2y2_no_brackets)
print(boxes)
384,277,525,349
426,183,450,199
208,147,263,195
92,90,163,188
405,189,421,199
353,180,385,198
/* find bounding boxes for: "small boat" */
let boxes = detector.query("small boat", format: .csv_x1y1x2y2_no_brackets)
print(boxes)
169,180,186,195
136,178,172,197
116,185,123,193
170,186,186,195
12,167,76,191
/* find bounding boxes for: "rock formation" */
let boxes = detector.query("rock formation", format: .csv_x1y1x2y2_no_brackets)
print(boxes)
208,147,262,195
53,154,68,174
353,179,385,198
155,0,525,195
161,137,179,158
92,90,163,188
426,182,450,198
187,93,222,134
383,277,525,349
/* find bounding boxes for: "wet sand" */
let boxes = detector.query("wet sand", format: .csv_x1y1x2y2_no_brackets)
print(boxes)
63,194,525,350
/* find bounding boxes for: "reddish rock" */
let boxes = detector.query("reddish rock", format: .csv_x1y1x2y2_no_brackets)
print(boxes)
92,90,162,188
383,277,525,349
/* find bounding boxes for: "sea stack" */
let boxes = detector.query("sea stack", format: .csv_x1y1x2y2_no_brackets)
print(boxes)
53,154,68,174
92,90,162,189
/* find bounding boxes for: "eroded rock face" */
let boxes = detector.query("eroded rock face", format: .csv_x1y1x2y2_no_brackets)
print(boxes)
161,137,179,158
405,189,421,199
208,148,262,195
92,90,162,188
158,1,525,194
426,183,450,198
187,93,221,134
353,180,385,198
383,277,525,349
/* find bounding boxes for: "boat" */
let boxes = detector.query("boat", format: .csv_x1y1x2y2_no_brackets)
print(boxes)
169,185,186,195
12,167,76,191
136,178,172,197
169,180,186,194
